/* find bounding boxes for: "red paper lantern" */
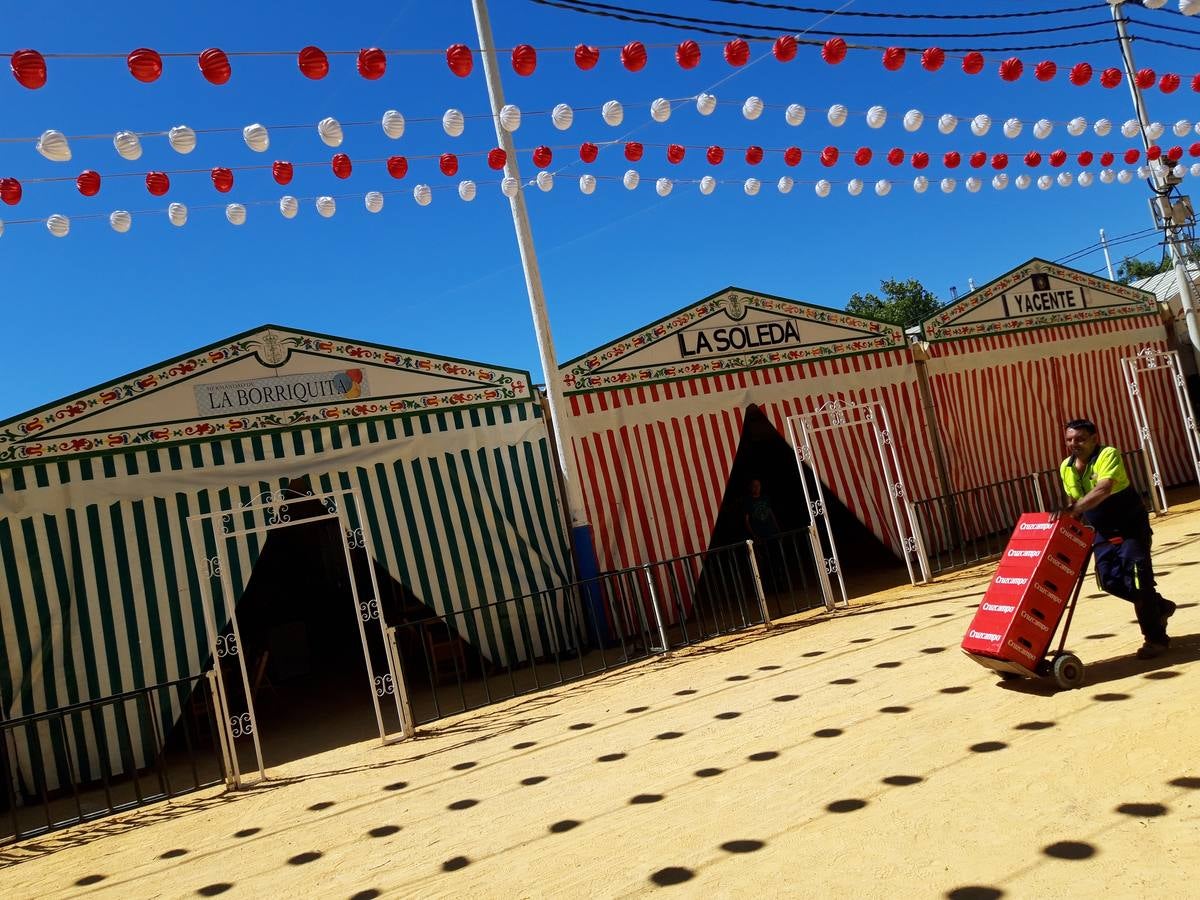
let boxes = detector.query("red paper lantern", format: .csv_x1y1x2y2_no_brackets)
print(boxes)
210,167,234,192
887,147,904,166
574,44,599,70
784,146,802,166
706,146,724,165
127,48,162,83
512,44,537,76
1136,68,1155,89
1024,151,1042,167
76,170,101,196
1193,73,1200,92
332,153,352,178
882,47,905,71
624,142,644,162
446,43,473,77
854,147,872,166
991,153,1008,170
773,35,797,62
1160,73,1181,94
822,38,847,65
921,47,945,71
487,148,507,170
820,146,839,167
666,144,686,164
11,49,47,89
145,171,170,196
1124,148,1140,164
533,145,553,168
1049,149,1067,168
943,151,961,169
724,39,750,67
439,153,458,177
1035,60,1056,82
272,161,294,185
579,142,598,163
1167,145,1183,162
357,47,386,80
387,155,408,179
676,40,701,69
1077,150,1094,166
0,177,21,205
1100,67,1122,88
962,52,984,75
1190,144,1200,158
911,152,929,170
999,57,1023,82
1146,145,1162,161
969,151,986,169
198,48,231,85
746,146,764,165
1069,62,1092,86
298,46,328,80
1100,151,1114,166
621,41,647,72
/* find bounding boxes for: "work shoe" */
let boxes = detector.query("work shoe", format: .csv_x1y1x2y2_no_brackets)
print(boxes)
1161,597,1177,631
1136,641,1170,660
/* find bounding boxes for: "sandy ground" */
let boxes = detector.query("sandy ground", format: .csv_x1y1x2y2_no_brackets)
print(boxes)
2,500,1199,899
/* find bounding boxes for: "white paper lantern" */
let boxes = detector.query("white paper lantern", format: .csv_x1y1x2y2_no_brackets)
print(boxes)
365,191,385,212
903,109,923,132
815,179,832,197
1182,0,1200,15
414,184,432,206
168,125,197,154
1195,122,1200,136
536,171,554,192
46,214,70,238
1174,164,1188,179
651,98,672,123
225,203,247,225
168,202,188,226
1144,0,1167,7
937,113,957,135
845,178,862,196
109,210,131,233
970,114,991,137
279,196,299,218
580,174,597,194
1078,171,1094,187
1037,175,1053,190
1174,119,1192,137
442,108,465,137
1137,165,1151,179
1121,119,1140,138
744,177,762,196
318,117,343,147
742,96,764,121
1145,121,1165,140
458,180,477,202
499,104,521,132
1015,174,1032,189
602,100,624,127
1067,117,1087,137
243,123,269,152
1093,118,1112,137
114,131,142,160
1057,172,1073,187
966,176,982,193
940,177,956,194
699,175,717,195
501,176,519,197
696,93,717,116
1118,169,1133,184
1192,163,1200,177
382,110,406,139
785,103,806,126
316,196,337,217
1100,168,1116,184
866,105,888,129
1003,118,1023,139
827,104,848,127
656,177,674,197
623,169,639,190
551,103,574,130
36,129,71,162
1033,118,1053,139
913,175,929,193
0,220,5,239
875,179,891,196
777,176,794,194
992,173,1009,190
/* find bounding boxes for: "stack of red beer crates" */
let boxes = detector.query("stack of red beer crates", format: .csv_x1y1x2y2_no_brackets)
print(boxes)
961,512,1094,675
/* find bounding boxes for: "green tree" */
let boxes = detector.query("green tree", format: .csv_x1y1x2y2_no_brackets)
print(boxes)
1116,252,1171,284
845,278,943,328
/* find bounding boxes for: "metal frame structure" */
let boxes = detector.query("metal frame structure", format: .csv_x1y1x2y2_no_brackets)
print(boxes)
187,487,414,789
785,398,931,611
1121,347,1200,515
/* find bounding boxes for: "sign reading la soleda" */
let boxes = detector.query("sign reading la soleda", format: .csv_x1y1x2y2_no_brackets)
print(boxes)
194,369,367,415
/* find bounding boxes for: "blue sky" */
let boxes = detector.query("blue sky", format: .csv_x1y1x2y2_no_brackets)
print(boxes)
2,0,1198,418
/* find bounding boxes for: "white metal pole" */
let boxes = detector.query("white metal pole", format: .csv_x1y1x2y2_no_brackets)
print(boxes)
1099,227,1116,281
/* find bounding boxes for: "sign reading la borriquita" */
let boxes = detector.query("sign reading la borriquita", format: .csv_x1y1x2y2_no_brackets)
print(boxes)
195,369,367,416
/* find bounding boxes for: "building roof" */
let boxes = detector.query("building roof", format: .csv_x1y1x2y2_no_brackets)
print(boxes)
1130,264,1200,304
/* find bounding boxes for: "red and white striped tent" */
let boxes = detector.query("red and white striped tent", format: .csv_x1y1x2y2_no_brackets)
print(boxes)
920,258,1188,493
560,287,939,578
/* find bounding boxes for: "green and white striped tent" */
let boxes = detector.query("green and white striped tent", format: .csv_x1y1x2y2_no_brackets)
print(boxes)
0,325,570,795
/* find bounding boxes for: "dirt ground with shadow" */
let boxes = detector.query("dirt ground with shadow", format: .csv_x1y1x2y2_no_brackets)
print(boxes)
3,498,1199,899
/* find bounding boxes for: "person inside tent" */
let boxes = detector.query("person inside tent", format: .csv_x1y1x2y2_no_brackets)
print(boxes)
1059,418,1176,659
744,478,782,590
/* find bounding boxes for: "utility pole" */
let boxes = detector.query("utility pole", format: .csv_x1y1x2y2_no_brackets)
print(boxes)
1099,227,1116,280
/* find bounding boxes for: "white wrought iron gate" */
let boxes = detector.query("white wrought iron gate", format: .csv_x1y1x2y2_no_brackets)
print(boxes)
1121,347,1200,513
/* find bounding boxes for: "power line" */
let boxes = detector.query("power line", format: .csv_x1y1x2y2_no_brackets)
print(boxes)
1054,226,1159,264
705,0,1102,20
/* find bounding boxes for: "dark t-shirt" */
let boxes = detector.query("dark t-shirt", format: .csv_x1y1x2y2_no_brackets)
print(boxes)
744,495,779,538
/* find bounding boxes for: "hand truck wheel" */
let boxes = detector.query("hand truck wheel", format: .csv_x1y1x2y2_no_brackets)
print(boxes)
1052,652,1085,690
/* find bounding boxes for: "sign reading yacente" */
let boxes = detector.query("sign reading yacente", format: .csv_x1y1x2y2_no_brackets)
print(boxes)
1002,272,1085,318
195,369,367,415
